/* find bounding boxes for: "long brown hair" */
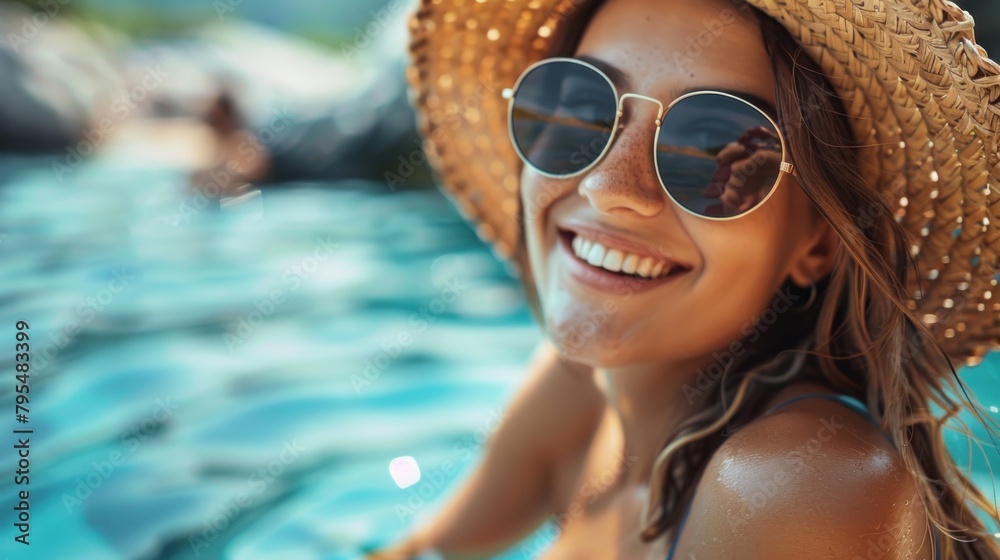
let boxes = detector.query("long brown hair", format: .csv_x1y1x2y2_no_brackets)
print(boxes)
527,1,1000,557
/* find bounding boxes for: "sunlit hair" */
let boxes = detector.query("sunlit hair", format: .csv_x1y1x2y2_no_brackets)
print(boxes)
524,1,1000,557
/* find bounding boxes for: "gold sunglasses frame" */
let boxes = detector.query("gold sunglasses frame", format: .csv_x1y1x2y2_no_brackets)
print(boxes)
501,57,798,221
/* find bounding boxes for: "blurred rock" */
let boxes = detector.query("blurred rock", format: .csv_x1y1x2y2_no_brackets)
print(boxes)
0,3,125,153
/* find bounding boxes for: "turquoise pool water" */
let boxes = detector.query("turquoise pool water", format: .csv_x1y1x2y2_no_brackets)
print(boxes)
0,156,996,559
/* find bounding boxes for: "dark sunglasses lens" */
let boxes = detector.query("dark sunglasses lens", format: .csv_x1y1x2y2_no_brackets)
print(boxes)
510,61,617,175
656,94,783,218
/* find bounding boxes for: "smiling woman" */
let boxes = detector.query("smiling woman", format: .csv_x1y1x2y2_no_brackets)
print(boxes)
372,0,1000,558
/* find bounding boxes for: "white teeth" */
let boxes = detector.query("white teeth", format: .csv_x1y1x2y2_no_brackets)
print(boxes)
602,249,624,272
636,257,654,277
568,233,676,278
650,261,665,278
622,254,639,274
586,243,606,266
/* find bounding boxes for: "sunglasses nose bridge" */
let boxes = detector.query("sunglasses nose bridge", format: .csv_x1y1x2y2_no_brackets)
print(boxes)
603,93,665,174
617,93,665,128
572,92,675,218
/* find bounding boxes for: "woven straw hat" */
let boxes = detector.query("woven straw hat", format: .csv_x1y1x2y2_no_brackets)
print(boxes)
405,0,1000,367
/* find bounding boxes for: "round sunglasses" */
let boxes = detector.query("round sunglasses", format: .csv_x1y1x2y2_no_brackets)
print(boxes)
501,57,797,220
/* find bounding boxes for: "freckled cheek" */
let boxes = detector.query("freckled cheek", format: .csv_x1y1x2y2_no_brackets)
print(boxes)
762,177,811,232
519,175,561,298
519,177,546,255
694,225,783,299
520,173,575,250
738,182,798,238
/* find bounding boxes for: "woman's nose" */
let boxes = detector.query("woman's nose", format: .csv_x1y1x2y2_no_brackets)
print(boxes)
576,100,670,218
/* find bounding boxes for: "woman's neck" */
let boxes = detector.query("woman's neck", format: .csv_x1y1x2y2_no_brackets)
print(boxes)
596,358,710,486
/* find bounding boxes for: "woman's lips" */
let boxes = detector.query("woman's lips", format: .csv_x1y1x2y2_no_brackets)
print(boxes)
556,229,691,294
557,223,693,269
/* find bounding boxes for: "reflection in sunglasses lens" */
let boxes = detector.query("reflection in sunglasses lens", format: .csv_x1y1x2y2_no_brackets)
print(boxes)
656,94,782,218
510,61,617,175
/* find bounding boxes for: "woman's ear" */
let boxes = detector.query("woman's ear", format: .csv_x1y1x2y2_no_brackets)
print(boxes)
787,217,840,287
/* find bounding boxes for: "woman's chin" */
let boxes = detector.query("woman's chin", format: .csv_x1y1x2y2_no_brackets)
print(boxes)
543,329,629,369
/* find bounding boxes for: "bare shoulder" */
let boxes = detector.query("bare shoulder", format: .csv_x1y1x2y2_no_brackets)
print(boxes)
675,385,935,559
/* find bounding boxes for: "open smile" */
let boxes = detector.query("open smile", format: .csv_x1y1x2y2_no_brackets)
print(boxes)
556,227,692,293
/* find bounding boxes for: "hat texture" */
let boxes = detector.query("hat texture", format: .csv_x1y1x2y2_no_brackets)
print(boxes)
405,0,1000,367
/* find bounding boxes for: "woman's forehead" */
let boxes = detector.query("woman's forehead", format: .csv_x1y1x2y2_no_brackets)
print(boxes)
573,0,776,104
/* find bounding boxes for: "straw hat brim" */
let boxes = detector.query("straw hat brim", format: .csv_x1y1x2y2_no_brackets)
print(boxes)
406,0,1000,367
